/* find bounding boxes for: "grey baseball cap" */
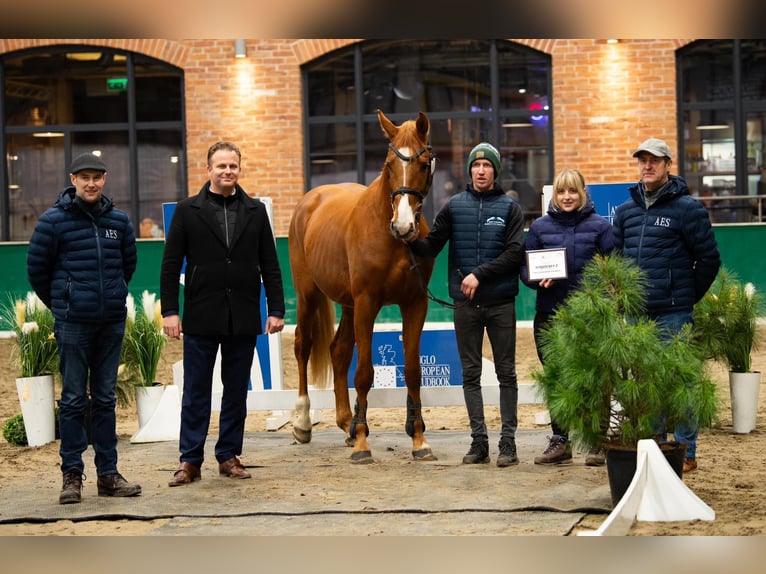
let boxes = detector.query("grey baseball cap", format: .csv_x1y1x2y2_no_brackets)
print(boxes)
632,138,672,160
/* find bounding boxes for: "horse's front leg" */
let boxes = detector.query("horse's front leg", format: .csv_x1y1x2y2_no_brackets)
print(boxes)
348,308,376,464
401,302,435,461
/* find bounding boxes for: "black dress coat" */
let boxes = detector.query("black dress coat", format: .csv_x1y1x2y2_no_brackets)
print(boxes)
160,183,285,337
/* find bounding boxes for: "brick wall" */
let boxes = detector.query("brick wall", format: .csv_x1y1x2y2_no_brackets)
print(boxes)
1,38,694,236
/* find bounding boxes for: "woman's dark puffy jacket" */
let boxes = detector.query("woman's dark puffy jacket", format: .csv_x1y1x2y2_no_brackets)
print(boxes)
521,196,614,314
27,187,137,323
613,175,721,313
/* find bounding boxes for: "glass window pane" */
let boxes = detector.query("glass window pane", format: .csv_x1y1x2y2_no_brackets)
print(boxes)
361,40,492,115
497,43,550,111
306,51,356,117
307,122,357,188
137,130,185,237
5,133,65,241
680,40,734,104
4,50,129,125
134,55,183,122
741,40,766,103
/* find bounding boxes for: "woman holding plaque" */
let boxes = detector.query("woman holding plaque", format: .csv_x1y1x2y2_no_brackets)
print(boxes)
521,168,613,466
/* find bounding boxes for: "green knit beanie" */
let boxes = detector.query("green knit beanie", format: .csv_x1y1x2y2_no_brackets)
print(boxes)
467,142,501,177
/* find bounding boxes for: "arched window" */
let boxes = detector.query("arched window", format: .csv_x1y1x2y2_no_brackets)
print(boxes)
303,39,553,228
1,46,186,241
678,39,766,224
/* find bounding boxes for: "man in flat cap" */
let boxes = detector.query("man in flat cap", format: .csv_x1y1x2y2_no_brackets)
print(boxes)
613,138,721,474
27,152,141,504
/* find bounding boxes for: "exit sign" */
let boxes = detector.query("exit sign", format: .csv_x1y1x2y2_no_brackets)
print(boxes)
106,77,128,92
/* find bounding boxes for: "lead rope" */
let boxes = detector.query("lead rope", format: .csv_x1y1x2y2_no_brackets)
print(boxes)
405,244,466,309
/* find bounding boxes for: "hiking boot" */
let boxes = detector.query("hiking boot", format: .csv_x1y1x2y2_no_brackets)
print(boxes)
683,458,698,473
585,447,606,466
97,473,142,497
534,435,572,465
59,471,84,504
496,439,519,467
462,440,490,464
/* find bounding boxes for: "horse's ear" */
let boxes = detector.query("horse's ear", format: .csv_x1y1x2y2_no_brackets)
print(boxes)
377,109,397,142
416,112,430,139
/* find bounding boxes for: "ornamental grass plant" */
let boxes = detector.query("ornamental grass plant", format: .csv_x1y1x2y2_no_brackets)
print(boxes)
119,291,167,404
0,292,58,378
532,253,720,451
693,267,763,373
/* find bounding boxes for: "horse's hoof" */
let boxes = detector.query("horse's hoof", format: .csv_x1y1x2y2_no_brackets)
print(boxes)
292,426,312,444
412,448,437,461
350,450,373,464
344,435,354,447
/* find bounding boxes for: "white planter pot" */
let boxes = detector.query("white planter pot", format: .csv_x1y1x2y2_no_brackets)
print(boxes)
729,371,761,434
15,375,56,447
135,384,165,429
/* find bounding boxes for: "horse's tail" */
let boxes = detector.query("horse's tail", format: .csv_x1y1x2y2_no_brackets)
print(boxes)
309,292,335,389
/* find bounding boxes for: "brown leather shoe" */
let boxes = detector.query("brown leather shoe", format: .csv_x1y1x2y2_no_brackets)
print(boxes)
218,456,251,479
60,471,84,504
97,473,142,497
168,461,201,487
683,457,698,473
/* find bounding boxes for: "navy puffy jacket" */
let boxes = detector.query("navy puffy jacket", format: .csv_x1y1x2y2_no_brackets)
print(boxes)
521,196,614,314
408,184,525,305
613,175,721,313
27,187,137,323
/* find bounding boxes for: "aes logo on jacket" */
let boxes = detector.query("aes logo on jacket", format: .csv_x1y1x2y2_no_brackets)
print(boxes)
104,228,119,239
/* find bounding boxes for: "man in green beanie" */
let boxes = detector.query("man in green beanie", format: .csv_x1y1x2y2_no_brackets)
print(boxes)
407,142,525,467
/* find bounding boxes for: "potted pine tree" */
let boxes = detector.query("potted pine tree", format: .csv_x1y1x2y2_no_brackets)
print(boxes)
532,254,720,506
693,267,763,434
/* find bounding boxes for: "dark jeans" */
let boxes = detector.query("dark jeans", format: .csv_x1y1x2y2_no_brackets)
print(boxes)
54,319,125,476
454,301,518,444
533,311,568,440
180,333,257,467
650,309,697,459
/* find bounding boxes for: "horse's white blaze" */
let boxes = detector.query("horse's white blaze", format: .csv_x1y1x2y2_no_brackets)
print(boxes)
391,145,416,237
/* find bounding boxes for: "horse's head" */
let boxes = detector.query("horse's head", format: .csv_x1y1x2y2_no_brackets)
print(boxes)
378,109,435,242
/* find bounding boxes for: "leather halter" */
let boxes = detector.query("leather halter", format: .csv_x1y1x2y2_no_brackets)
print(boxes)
387,142,435,222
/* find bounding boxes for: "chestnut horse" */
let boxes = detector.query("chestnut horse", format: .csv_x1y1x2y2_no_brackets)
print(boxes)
288,109,436,463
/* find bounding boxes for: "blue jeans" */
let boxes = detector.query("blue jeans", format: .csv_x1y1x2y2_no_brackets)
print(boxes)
180,334,257,467
454,301,518,444
650,309,697,459
54,319,125,476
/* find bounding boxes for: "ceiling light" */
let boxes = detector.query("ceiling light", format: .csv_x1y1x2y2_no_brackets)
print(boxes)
696,123,730,130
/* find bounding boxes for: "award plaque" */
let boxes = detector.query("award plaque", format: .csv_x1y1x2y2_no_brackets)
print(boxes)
526,247,568,281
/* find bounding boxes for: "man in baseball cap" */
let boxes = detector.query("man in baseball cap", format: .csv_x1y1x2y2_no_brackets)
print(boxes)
613,136,721,475
632,137,673,160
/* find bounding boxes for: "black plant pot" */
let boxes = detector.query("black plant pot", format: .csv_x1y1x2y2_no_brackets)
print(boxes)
605,441,686,507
